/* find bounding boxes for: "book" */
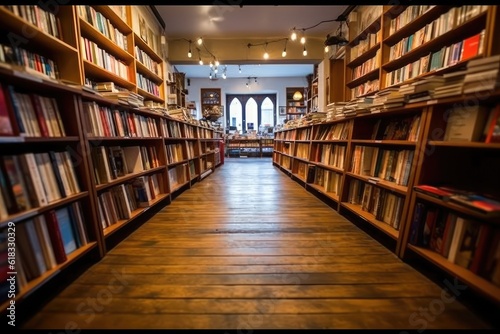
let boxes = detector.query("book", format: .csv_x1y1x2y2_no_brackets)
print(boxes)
443,106,489,142
485,105,500,143
449,194,500,217
414,185,454,200
461,33,481,60
454,219,481,269
0,83,15,136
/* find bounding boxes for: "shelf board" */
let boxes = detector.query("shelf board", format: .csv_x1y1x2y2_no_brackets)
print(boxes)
0,7,78,54
0,192,89,227
95,166,166,192
137,87,164,103
167,159,190,167
311,162,344,174
346,68,379,88
0,136,80,144
382,11,487,72
346,172,408,195
347,44,381,68
427,141,500,150
351,139,418,146
341,202,399,240
79,18,134,63
311,140,349,144
135,61,163,84
133,32,163,63
88,136,161,141
307,183,340,203
93,5,132,34
0,242,98,310
383,6,453,45
83,60,135,91
103,193,169,237
291,173,307,184
406,244,500,303
170,180,190,193
415,192,500,225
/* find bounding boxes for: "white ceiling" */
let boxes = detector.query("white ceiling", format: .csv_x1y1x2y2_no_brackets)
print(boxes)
156,5,348,79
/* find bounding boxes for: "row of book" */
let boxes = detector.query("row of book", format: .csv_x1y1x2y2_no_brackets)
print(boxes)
79,37,129,80
82,101,159,138
0,202,89,299
78,6,129,52
97,174,163,229
4,5,63,41
0,84,66,137
136,72,161,97
0,152,80,220
168,163,189,190
350,147,414,187
307,165,342,196
348,179,404,230
161,118,190,139
294,143,309,160
371,115,421,141
314,122,349,140
408,201,499,286
388,5,435,35
351,79,380,100
295,127,311,141
352,50,380,80
0,43,59,80
312,144,346,170
135,46,162,76
386,30,485,87
91,145,160,185
350,30,381,60
166,143,186,164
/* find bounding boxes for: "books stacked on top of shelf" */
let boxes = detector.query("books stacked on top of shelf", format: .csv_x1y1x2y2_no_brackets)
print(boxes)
399,75,444,103
325,102,345,121
462,55,500,95
414,184,500,218
344,96,375,117
302,112,327,125
100,90,144,108
370,87,405,112
433,70,467,99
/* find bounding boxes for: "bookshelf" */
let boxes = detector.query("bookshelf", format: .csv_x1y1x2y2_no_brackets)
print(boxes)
285,87,307,120
273,5,500,304
226,138,274,158
0,4,223,315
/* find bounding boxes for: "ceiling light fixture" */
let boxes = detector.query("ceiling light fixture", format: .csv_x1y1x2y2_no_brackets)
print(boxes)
300,30,306,45
302,45,308,56
188,42,192,58
282,39,287,57
291,28,297,41
293,90,303,101
197,37,203,45
263,43,269,59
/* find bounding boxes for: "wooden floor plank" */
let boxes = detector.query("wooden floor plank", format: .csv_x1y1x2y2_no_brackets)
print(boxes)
21,158,489,329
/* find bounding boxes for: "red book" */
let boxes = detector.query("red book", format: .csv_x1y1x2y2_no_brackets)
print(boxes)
469,224,493,274
414,185,454,200
485,106,500,144
30,94,50,137
461,33,481,61
0,83,15,136
44,210,68,264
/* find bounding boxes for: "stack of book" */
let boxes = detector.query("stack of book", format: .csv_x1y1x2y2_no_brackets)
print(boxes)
344,96,374,117
462,55,500,95
325,102,347,122
399,76,444,103
433,70,467,99
370,87,405,112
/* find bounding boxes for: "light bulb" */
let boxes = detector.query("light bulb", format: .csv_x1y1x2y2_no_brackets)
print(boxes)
209,62,213,68
215,60,220,66
263,51,269,59
222,72,227,79
197,37,202,45
303,46,307,56
214,67,218,73
291,31,297,41
209,73,212,79
188,50,192,58
324,46,329,53
300,36,306,44
199,58,203,65
282,49,287,57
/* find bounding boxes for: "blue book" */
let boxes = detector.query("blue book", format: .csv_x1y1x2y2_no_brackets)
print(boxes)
55,207,77,255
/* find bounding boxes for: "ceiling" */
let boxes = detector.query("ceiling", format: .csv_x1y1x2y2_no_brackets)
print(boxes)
155,5,348,78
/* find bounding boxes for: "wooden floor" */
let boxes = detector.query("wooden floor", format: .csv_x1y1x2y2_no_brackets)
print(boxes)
23,158,489,329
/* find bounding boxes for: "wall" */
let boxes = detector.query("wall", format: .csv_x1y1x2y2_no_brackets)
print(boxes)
185,76,310,127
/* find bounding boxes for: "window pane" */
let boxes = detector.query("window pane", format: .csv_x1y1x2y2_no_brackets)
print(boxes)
229,98,242,132
245,98,258,132
261,97,274,128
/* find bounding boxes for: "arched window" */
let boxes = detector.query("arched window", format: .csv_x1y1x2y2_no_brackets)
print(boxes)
229,98,243,132
261,97,274,128
245,98,258,132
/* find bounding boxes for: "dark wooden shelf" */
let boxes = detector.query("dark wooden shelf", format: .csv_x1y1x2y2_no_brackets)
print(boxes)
95,166,166,192
345,172,408,195
346,68,379,88
347,15,383,47
83,60,135,91
340,202,399,240
347,44,381,68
